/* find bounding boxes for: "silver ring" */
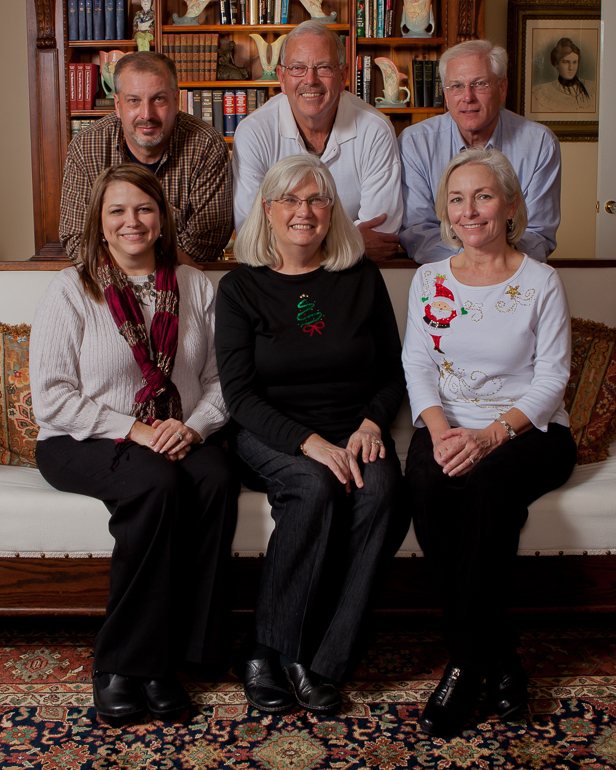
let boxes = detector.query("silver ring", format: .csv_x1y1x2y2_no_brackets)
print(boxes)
173,431,183,440
469,457,475,465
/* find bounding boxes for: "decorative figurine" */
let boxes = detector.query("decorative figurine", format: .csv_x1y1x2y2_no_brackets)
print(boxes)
401,0,434,38
297,0,337,24
100,50,125,98
133,0,155,51
217,41,250,81
172,0,212,25
374,57,411,108
249,34,287,82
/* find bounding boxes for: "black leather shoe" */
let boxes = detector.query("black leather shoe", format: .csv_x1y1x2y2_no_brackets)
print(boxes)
141,676,191,721
486,662,528,720
92,671,147,725
284,662,342,714
244,658,295,714
419,664,483,737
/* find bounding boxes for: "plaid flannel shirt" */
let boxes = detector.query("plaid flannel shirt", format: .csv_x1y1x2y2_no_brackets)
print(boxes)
60,111,233,262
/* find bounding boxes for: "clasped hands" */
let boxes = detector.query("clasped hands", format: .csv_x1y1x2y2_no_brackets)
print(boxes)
301,419,385,493
127,418,201,462
433,425,503,477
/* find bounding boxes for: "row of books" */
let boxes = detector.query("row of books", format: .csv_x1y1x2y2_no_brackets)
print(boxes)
356,56,443,109
70,118,100,140
68,63,98,111
163,34,220,83
356,0,395,38
218,0,289,25
68,0,126,41
180,88,269,136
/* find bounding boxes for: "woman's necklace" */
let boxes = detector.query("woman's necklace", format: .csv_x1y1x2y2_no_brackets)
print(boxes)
125,273,156,306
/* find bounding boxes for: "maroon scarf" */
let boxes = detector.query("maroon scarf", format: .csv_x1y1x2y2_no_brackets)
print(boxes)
97,256,182,430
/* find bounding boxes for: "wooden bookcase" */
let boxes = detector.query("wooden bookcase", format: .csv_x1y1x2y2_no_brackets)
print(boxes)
26,0,484,259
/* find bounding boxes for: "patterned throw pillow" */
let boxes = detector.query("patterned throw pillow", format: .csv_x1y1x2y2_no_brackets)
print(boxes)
565,317,616,465
0,323,38,467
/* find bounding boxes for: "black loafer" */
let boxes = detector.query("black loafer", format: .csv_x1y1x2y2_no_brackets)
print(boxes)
284,662,342,714
92,671,147,725
486,662,528,720
244,658,295,714
419,663,483,737
141,676,191,721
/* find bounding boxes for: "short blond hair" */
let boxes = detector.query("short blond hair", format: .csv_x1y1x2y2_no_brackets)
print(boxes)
234,155,364,272
435,148,527,249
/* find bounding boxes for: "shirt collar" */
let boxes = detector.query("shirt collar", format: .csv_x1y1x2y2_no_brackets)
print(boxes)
278,92,356,161
450,108,503,153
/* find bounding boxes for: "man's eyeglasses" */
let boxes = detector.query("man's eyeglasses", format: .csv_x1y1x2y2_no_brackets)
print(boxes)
270,196,332,211
443,80,494,96
280,64,339,78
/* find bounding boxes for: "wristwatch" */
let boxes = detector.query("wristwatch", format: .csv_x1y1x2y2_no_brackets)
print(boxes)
495,418,517,440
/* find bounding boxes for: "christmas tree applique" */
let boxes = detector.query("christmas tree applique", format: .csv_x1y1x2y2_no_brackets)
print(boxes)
297,294,325,336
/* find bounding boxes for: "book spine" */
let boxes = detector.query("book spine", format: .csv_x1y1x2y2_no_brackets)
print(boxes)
104,0,115,40
258,0,266,25
180,34,187,83
371,0,377,37
362,54,371,104
247,88,257,114
85,0,93,40
219,0,229,25
413,59,424,108
199,34,205,82
230,0,239,24
239,0,247,24
202,90,213,125
256,88,266,108
71,119,82,140
356,0,365,38
93,0,104,40
187,90,194,115
76,63,85,110
377,0,384,38
433,60,443,108
384,0,393,37
235,88,247,127
180,89,188,112
223,90,236,136
162,34,168,58
193,89,202,119
116,0,125,39
266,0,274,24
249,0,258,24
68,0,79,40
78,0,86,40
274,0,281,24
423,60,433,108
213,89,224,133
364,0,370,38
211,34,219,82
280,0,289,24
69,65,77,111
84,63,98,109
355,54,363,98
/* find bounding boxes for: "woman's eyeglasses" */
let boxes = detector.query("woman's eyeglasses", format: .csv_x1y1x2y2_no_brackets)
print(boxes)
270,196,332,211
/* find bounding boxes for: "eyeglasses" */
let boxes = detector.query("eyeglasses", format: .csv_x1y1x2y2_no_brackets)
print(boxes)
270,196,332,211
280,64,340,78
443,80,495,96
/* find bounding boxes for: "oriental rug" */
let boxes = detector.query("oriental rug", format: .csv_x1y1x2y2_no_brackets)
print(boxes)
0,616,615,769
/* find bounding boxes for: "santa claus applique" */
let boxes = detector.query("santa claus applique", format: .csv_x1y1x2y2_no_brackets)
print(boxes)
422,274,466,354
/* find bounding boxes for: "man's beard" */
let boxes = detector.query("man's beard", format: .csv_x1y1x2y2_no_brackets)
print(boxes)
129,121,165,148
431,306,453,320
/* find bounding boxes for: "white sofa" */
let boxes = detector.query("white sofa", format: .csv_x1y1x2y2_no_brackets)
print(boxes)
1,264,616,612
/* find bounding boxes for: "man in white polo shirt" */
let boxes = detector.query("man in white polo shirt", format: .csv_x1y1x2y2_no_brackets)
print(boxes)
232,20,402,260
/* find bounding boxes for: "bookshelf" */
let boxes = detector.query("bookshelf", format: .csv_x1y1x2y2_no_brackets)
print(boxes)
26,0,484,258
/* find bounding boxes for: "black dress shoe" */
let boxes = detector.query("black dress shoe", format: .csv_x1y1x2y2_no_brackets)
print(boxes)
141,676,191,721
284,662,342,714
244,658,295,714
419,663,483,737
92,671,147,725
486,662,528,720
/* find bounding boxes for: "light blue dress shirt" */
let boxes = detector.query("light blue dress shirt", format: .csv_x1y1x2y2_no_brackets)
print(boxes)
398,109,561,264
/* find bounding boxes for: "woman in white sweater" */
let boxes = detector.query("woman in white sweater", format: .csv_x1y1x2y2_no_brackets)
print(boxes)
403,148,577,737
30,164,237,726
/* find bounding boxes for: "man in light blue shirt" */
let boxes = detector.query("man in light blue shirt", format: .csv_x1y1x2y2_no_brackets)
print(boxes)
398,40,561,264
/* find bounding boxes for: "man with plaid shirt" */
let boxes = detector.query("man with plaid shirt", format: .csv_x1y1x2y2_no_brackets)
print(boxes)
60,52,232,266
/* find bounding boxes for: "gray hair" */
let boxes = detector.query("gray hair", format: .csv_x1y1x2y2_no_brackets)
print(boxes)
280,20,346,68
114,51,178,93
435,147,527,248
234,155,364,272
439,39,507,85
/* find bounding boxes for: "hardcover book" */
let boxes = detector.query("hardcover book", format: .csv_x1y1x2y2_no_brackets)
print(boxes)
202,90,214,125
68,0,79,41
223,90,236,136
116,0,125,39
105,0,115,40
213,89,224,133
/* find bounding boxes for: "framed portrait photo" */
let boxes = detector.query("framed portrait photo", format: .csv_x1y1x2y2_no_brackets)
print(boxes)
506,0,601,141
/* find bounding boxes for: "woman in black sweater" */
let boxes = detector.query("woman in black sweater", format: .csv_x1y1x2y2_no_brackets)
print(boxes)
215,155,406,715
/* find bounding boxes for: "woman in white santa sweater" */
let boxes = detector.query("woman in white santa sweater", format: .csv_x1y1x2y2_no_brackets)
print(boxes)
403,148,577,737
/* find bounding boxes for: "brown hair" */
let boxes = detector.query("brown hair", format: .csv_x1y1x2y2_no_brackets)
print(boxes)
113,51,178,93
78,164,178,302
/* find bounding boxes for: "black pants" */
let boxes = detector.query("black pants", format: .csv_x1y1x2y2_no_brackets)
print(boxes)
36,436,238,678
405,423,577,670
235,428,408,682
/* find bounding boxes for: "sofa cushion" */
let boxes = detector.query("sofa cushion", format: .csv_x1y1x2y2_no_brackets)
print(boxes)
566,317,616,464
0,324,38,468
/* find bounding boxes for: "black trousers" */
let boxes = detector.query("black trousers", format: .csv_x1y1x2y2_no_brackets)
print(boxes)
36,436,238,678
235,429,408,682
405,423,577,670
